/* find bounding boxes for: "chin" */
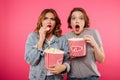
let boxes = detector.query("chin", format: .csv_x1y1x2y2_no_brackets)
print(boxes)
47,30,53,34
46,31,51,34
74,31,80,35
75,33,80,35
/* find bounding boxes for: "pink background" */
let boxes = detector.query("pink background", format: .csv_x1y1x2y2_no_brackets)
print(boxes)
0,0,120,80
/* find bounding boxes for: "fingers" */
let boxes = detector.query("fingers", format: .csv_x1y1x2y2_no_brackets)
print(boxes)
48,64,66,74
84,35,97,47
39,26,49,33
48,67,57,74
48,64,59,74
84,35,93,42
48,65,56,71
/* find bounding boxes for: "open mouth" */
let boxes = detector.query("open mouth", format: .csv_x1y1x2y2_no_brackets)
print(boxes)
75,25,80,32
75,25,80,28
48,25,51,28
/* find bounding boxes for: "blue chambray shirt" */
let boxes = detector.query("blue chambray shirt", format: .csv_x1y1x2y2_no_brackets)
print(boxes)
24,32,70,80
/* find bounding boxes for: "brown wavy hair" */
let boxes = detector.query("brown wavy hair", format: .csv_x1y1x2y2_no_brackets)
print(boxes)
34,8,62,37
67,7,90,29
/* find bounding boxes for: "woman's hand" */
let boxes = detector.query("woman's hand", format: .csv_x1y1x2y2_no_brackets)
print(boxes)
84,35,105,63
37,26,50,49
48,64,67,74
39,26,50,40
83,35,97,47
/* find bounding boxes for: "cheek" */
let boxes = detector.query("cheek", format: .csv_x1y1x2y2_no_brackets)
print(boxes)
51,21,56,26
70,21,75,27
42,21,47,26
82,22,85,27
51,25,55,31
81,21,85,25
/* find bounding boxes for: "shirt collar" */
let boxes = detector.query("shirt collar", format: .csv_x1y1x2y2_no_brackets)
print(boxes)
45,35,59,44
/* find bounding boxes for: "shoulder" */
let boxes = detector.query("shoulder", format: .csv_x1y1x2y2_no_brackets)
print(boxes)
28,32,37,37
27,32,39,41
84,28,99,34
28,32,38,38
63,31,74,39
64,32,73,36
57,36,66,41
54,36,67,44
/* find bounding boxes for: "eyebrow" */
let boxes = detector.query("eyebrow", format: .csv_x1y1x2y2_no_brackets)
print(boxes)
71,15,84,18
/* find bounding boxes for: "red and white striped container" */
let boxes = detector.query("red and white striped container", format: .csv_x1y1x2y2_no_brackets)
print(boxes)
44,48,64,69
68,38,86,57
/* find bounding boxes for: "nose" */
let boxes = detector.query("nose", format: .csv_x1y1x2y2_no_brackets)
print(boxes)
76,19,79,23
48,19,52,24
47,19,51,22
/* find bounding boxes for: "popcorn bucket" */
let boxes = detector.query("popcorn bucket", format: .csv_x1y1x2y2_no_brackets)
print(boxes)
44,48,64,69
68,38,86,57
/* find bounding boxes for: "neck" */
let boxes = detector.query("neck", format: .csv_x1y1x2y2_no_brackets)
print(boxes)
46,33,53,41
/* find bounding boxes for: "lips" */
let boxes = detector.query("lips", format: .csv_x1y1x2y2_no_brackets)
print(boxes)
48,25,51,28
75,25,80,32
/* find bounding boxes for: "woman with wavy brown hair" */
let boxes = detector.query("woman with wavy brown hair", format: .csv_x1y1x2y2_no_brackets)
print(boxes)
25,8,70,80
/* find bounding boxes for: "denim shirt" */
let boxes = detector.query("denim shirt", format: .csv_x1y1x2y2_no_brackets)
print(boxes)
24,32,70,80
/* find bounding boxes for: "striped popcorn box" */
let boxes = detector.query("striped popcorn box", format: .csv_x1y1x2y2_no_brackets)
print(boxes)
68,38,86,57
44,48,64,69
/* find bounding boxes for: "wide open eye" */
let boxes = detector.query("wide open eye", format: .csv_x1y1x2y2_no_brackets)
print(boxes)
71,17,76,20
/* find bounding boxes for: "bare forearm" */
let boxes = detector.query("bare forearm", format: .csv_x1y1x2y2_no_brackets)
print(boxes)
93,44,105,63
